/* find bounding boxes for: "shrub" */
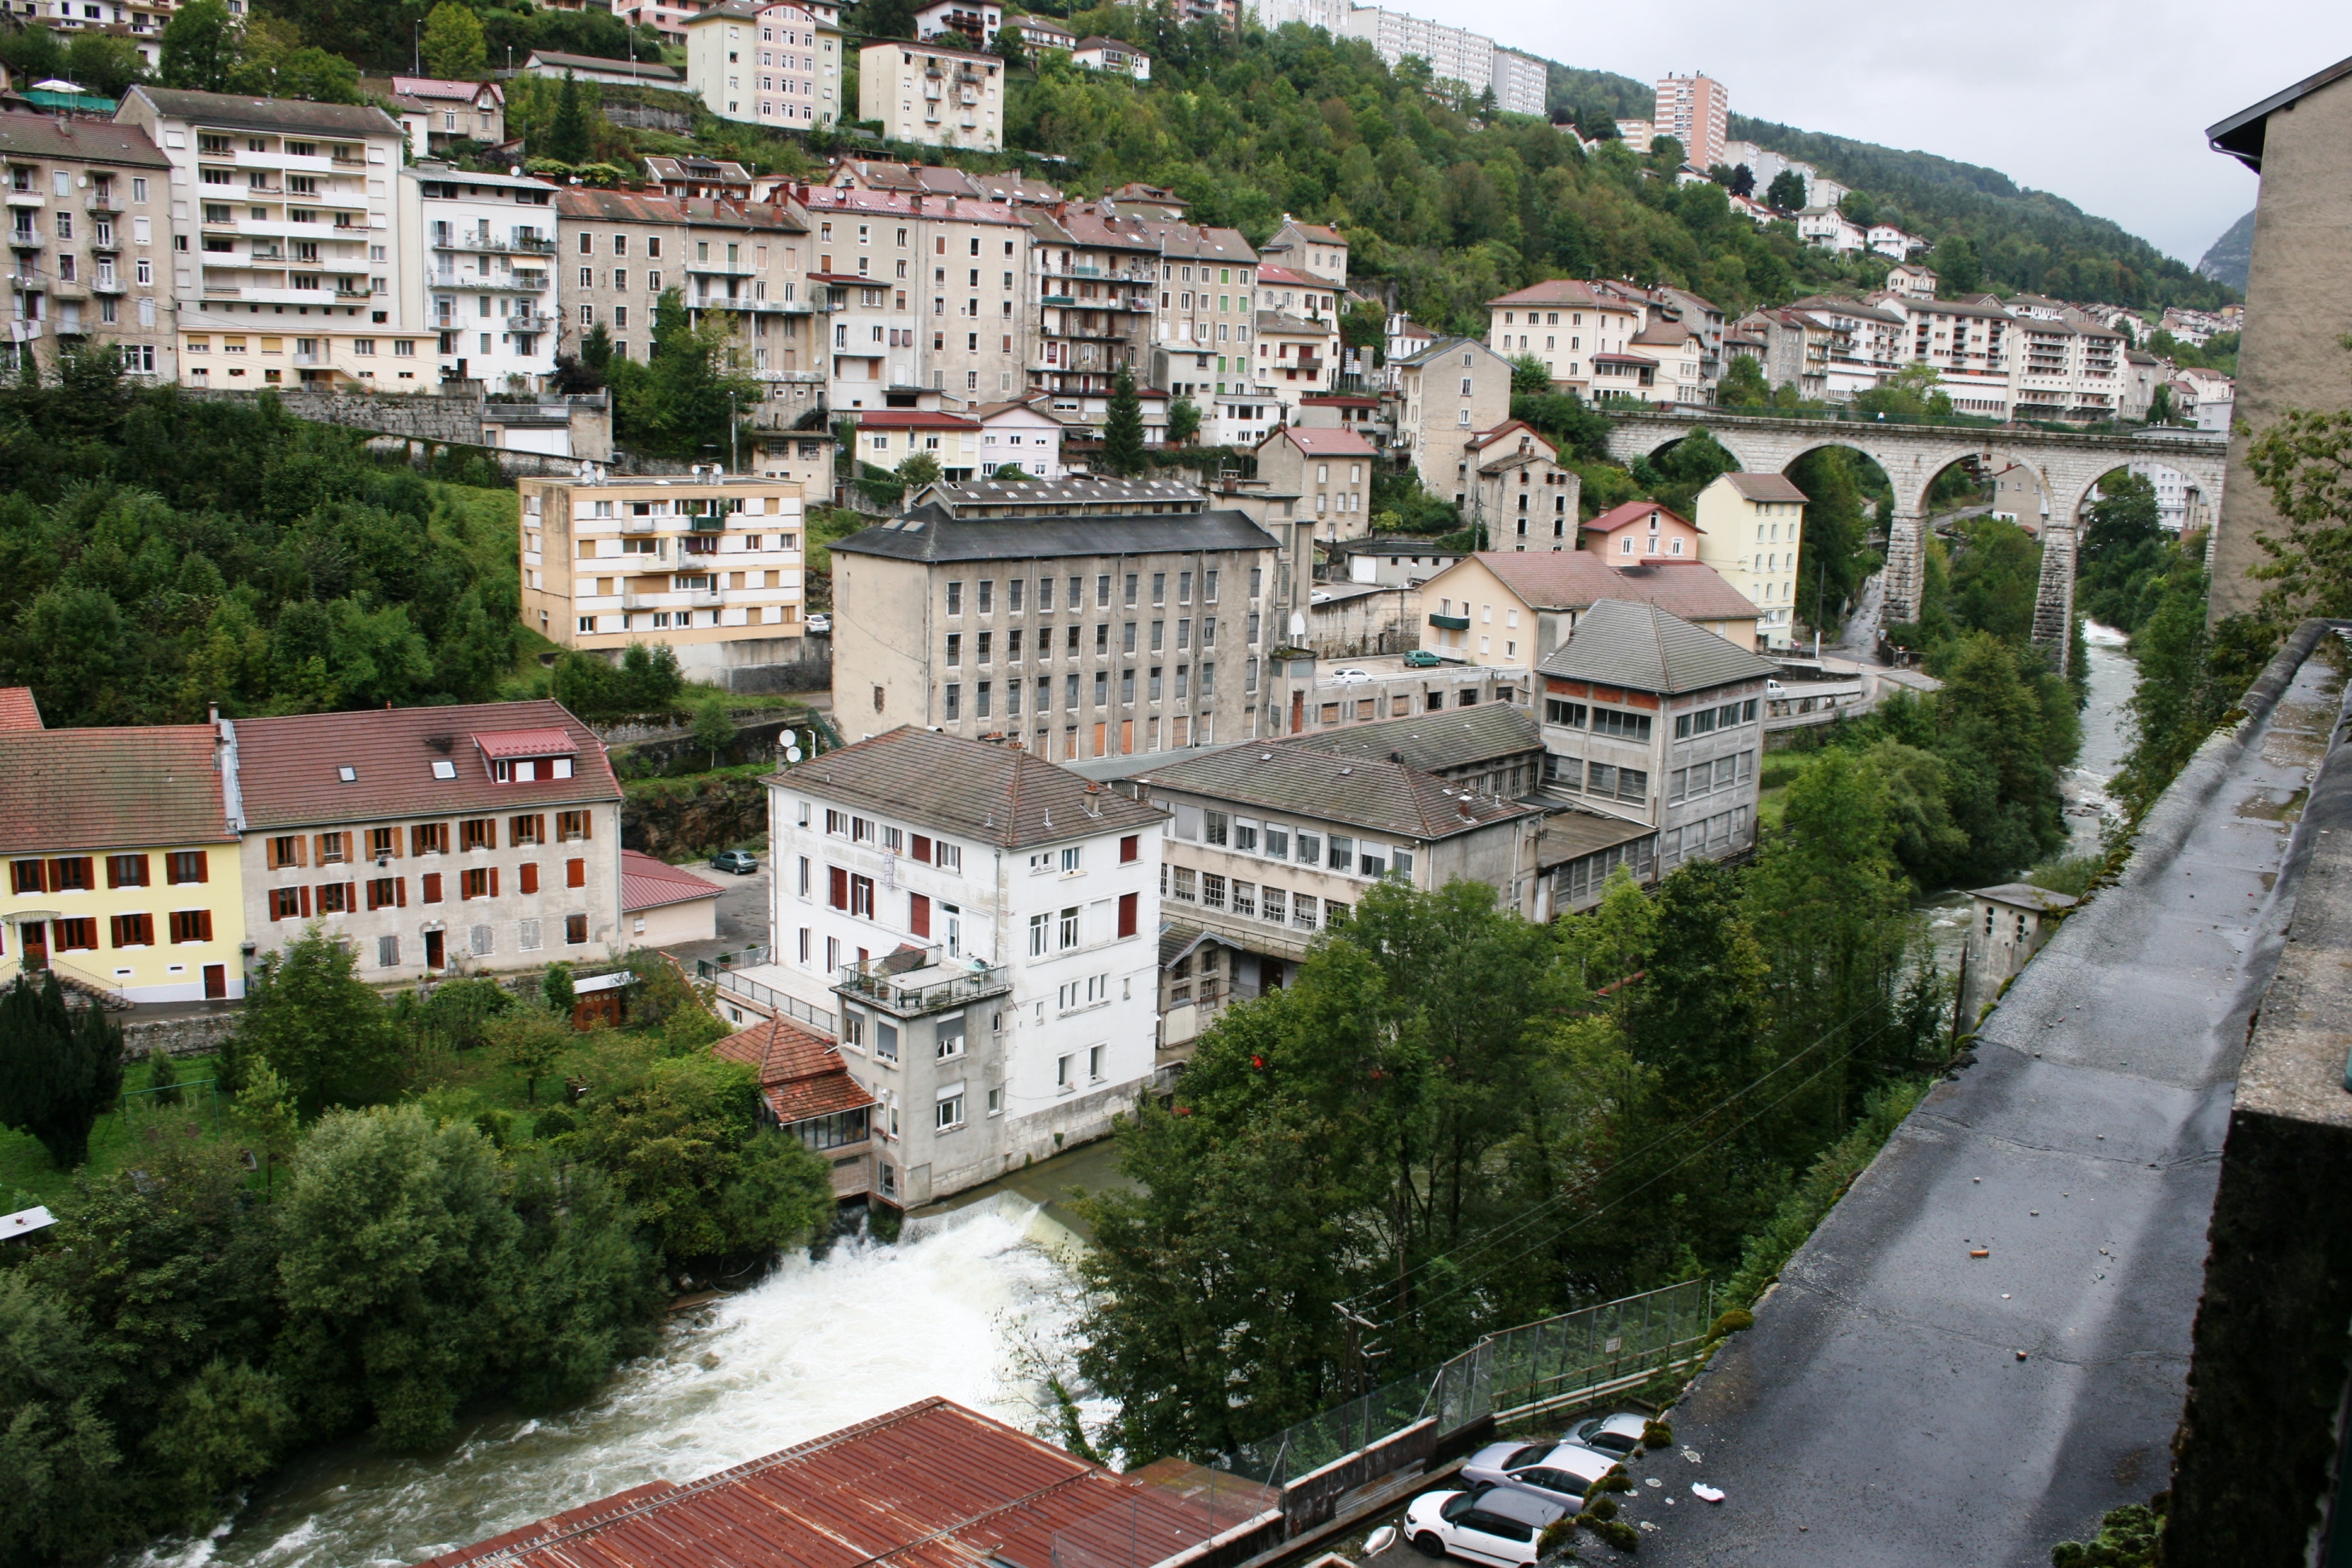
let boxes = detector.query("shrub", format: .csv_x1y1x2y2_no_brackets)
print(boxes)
1710,1307,1755,1337
1641,1419,1674,1449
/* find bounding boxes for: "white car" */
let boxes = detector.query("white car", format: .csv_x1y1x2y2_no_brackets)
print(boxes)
1329,667,1374,683
807,612,833,635
1403,1487,1565,1567
1566,1412,1651,1459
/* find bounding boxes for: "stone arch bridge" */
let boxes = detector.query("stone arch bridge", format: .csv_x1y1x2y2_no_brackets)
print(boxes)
1604,410,2227,670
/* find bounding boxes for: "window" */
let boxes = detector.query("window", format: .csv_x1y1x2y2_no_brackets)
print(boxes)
510,814,546,846
875,1020,899,1061
412,822,450,856
52,918,97,951
566,858,586,888
557,811,593,842
169,910,214,944
421,873,444,903
1059,906,1080,949
268,887,304,921
565,913,590,945
1089,1044,1106,1082
1545,699,1587,728
111,912,156,948
936,1092,965,1130
1590,708,1653,741
367,876,402,911
936,1014,965,1058
1120,834,1140,865
461,867,496,900
460,818,496,851
267,834,306,869
936,842,962,874
106,853,150,888
1029,911,1049,956
167,850,209,885
377,935,401,968
1057,1053,1074,1090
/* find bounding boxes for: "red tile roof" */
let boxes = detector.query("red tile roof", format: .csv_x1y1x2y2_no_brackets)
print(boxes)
1253,264,1320,288
855,411,982,429
0,726,232,855
475,728,576,761
620,850,722,914
1584,499,1703,535
1487,278,1603,308
1720,472,1810,503
1264,426,1375,457
1462,552,1760,625
0,687,41,732
715,1013,876,1124
231,700,619,831
423,1399,1269,1568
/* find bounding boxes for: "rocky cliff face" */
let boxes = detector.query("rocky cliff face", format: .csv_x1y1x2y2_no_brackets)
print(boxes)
622,774,768,858
2197,209,2254,292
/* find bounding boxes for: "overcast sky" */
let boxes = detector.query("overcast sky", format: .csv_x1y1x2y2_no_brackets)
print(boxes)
1454,0,2351,268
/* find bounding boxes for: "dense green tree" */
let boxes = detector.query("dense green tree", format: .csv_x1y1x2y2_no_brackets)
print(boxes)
159,0,240,90
1931,234,1982,294
0,1270,130,1565
1100,365,1148,475
1717,353,1770,407
609,290,760,461
1508,353,1554,395
543,959,578,1018
491,1012,569,1105
2076,471,2171,631
692,691,740,766
65,33,148,98
1789,446,1876,635
0,973,125,1168
549,71,594,165
419,0,488,79
1166,394,1201,446
228,930,406,1116
1765,169,1808,212
1634,427,1739,516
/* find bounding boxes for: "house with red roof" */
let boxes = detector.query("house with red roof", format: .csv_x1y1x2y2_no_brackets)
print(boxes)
1580,498,1708,565
1485,278,1645,394
0,688,40,732
1261,215,1349,289
855,410,983,479
1254,423,1374,541
1417,544,1763,668
713,1013,878,1196
621,850,724,946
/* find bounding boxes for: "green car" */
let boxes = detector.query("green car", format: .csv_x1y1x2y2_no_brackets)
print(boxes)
1403,649,1444,668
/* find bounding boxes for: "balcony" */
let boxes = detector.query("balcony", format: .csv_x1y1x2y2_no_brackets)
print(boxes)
1428,611,1469,631
5,191,43,209
92,277,126,295
620,517,656,534
687,588,724,607
7,231,41,251
292,352,327,367
835,949,1009,1018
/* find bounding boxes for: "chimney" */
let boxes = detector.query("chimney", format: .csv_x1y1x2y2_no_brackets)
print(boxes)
1458,799,1475,822
1084,783,1102,816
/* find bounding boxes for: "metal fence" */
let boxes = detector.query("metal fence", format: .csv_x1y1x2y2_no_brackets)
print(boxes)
1223,1277,1716,1486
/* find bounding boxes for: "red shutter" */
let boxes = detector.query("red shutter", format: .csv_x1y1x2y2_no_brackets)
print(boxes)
490,868,500,898
520,862,539,895
911,834,932,864
346,882,357,913
566,857,586,889
194,850,209,883
1120,834,1139,864
910,893,930,938
829,865,849,910
423,872,442,903
397,877,407,907
1117,891,1138,938
298,885,312,917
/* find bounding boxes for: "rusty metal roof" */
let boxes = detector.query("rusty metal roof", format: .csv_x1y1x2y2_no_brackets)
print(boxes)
421,1398,1269,1568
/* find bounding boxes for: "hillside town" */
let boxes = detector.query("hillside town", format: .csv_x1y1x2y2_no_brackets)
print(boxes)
0,7,2335,1568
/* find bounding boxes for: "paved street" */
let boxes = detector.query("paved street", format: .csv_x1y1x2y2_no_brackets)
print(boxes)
660,861,772,975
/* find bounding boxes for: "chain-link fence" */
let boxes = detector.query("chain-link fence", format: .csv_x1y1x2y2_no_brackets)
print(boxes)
1221,1278,1716,1487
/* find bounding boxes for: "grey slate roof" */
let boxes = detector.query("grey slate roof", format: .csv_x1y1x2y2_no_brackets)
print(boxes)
0,117,168,167
125,85,402,139
925,476,1200,512
1137,744,1538,841
777,727,1165,849
832,508,1278,563
1720,472,1809,503
1286,703,1542,774
1395,335,1499,370
1536,598,1778,695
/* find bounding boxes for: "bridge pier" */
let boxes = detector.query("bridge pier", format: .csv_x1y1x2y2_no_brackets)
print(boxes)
2032,522,2079,675
1883,509,1925,629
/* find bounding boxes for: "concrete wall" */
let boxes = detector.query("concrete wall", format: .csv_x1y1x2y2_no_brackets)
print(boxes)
2210,74,2352,622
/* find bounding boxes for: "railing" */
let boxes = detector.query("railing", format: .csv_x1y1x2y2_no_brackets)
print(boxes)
836,956,1008,1015
705,961,839,1035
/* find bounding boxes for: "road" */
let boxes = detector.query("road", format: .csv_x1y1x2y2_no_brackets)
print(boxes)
1617,630,2343,1566
660,861,771,974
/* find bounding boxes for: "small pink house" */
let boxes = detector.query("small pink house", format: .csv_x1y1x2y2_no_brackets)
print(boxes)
1581,499,1705,563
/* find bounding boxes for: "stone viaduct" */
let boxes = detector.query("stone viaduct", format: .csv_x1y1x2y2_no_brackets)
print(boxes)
1603,410,2227,671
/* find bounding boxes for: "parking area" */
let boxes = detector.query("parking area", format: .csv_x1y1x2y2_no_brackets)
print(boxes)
657,860,770,975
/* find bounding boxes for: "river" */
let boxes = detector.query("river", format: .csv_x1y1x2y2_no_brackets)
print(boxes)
141,1180,1111,1568
1915,620,2137,972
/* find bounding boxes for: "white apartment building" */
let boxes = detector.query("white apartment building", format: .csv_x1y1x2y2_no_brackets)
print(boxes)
517,470,810,680
1251,0,1345,29
913,0,1003,48
1653,73,1728,170
762,726,1167,1207
859,39,1005,153
686,0,844,131
1491,50,1546,117
1879,291,2013,416
799,181,1032,408
2011,314,2126,419
117,86,412,390
27,0,190,66
1484,277,1644,393
1796,206,1866,254
0,115,174,379
399,165,557,390
1337,5,1495,97
1147,219,1258,398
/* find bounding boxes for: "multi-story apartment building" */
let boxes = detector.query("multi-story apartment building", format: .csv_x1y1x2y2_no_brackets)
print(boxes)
1784,294,1904,401
399,165,557,389
914,0,1003,47
1137,732,1545,1005
1739,307,1832,401
1653,74,1729,169
1252,306,1340,408
365,77,507,159
1535,598,1776,874
1390,335,1512,500
0,719,246,1004
1336,5,1495,98
1015,13,1077,52
117,86,411,390
763,726,1166,1207
1692,472,1807,649
1254,425,1373,544
232,702,623,982
819,159,1064,207
644,156,756,202
1877,290,2013,416
828,477,1284,759
1796,206,1866,253
1459,420,1580,549
799,181,1031,409
1257,216,1347,290
1484,278,1645,394
2009,311,2127,419
1145,218,1257,398
686,1,844,131
0,115,173,378
1416,548,1763,669
858,38,1005,153
1024,199,1157,398
518,470,811,679
1251,0,1345,30
1491,49,1546,117
554,186,685,365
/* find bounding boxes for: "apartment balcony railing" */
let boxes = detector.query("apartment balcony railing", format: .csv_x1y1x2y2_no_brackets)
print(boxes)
8,231,42,250
84,193,120,214
686,588,724,607
5,190,44,209
834,951,1009,1017
92,277,126,295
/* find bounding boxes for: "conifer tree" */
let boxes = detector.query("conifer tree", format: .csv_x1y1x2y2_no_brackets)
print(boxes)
1100,365,1147,476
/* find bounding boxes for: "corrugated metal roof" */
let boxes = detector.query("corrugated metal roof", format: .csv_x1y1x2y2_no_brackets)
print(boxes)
778,728,1166,849
1285,703,1541,774
620,850,722,913
1535,599,1778,695
423,1398,1262,1568
0,726,232,854
233,700,619,830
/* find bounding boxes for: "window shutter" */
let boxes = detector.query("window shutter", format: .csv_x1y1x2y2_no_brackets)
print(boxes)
315,834,331,864
298,884,312,917
397,877,407,907
567,857,586,889
1120,834,1139,864
912,834,932,864
829,865,849,909
194,850,209,882
910,893,930,938
520,862,539,895
1117,891,1137,938
423,872,442,903
490,868,500,898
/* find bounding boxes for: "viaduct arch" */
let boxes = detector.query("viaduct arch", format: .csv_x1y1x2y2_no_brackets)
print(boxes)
1603,411,2227,672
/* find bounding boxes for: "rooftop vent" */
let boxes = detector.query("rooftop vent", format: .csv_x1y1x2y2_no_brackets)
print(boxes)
337,766,357,783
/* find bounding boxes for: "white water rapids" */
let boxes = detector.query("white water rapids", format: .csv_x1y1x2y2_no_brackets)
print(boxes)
141,1195,1093,1568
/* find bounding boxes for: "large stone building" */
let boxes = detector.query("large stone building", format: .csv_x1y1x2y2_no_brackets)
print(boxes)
1390,336,1513,502
0,115,174,380
400,164,558,390
763,727,1166,1207
828,477,1286,759
1023,198,1157,398
117,86,412,390
685,0,845,131
858,38,1005,152
518,470,811,682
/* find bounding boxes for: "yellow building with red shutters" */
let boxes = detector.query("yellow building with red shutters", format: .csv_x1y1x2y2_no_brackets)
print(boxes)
0,694,248,1004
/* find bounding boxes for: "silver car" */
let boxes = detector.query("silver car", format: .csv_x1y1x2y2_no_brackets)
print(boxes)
1458,1438,1624,1514
1568,1412,1650,1458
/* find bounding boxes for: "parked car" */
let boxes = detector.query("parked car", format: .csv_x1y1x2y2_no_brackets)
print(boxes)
1403,1486,1565,1567
1567,1412,1650,1458
1403,649,1444,668
1329,667,1374,683
1766,678,1785,694
1460,1439,1623,1514
710,849,759,874
807,612,833,635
